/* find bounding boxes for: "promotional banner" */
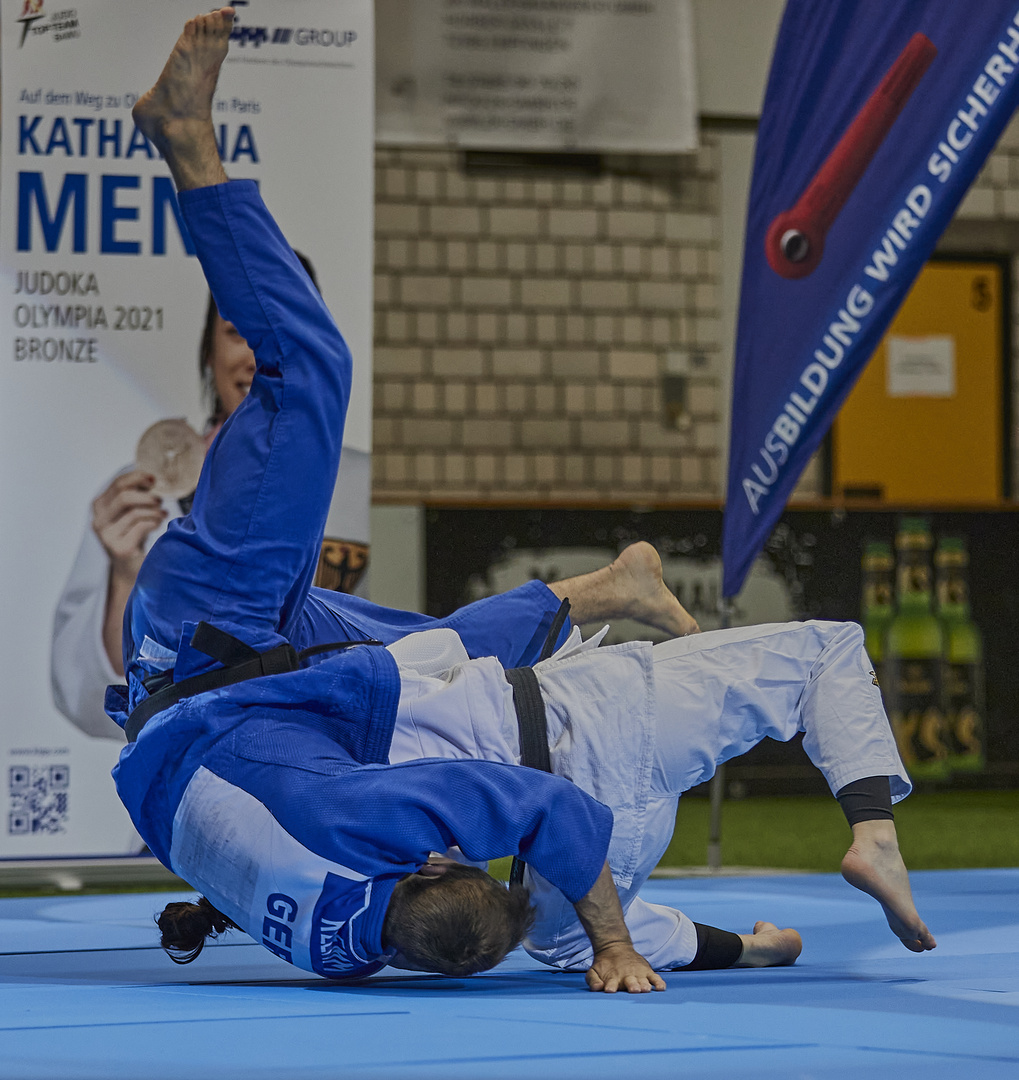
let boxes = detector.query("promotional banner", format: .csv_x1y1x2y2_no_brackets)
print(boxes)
723,1,1019,597
376,0,697,152
0,0,374,857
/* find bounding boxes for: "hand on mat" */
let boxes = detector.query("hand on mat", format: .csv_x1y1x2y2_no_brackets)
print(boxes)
586,942,666,994
574,862,666,993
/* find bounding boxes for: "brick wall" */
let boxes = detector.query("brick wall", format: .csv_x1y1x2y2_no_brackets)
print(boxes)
372,114,1019,504
372,144,723,502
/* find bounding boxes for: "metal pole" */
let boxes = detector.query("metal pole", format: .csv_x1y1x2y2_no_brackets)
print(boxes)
706,595,732,870
707,763,725,870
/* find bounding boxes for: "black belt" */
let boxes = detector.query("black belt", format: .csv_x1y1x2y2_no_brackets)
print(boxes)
125,621,381,742
506,597,570,886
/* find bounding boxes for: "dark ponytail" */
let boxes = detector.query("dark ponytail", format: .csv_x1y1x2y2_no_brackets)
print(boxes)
156,896,237,965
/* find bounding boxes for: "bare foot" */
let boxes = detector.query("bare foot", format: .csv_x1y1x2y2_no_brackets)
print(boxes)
608,542,700,636
549,541,699,637
736,921,802,967
840,820,937,953
132,7,235,191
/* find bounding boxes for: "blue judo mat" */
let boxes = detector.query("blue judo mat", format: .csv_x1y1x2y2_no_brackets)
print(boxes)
2,869,1017,1079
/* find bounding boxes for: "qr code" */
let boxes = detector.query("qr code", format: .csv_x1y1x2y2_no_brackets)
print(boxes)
8,765,69,835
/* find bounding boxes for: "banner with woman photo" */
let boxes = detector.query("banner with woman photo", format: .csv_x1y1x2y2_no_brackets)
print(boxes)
0,0,374,858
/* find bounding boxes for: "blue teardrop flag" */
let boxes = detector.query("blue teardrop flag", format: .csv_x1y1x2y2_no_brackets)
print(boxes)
723,0,1019,598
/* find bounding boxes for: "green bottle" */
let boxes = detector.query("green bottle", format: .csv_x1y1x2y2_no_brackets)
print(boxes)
935,537,985,773
884,517,950,782
860,540,894,690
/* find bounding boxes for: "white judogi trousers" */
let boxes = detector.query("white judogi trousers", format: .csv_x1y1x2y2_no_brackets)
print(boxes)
386,620,909,970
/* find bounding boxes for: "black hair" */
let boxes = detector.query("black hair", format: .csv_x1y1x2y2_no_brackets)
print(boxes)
199,249,320,424
156,895,237,965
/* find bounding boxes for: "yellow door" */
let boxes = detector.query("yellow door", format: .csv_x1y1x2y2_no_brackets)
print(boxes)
833,259,1005,504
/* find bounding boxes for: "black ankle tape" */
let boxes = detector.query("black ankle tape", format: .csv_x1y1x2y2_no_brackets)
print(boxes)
836,775,894,826
682,923,744,970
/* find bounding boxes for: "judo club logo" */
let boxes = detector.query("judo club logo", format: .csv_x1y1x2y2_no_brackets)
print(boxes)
16,1,81,47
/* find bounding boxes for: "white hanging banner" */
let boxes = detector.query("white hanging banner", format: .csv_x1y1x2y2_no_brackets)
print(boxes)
376,0,698,152
0,0,374,858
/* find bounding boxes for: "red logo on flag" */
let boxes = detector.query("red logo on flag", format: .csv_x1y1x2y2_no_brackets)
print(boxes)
765,33,937,280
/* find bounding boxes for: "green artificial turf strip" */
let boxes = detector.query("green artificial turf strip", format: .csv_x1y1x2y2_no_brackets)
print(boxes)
886,789,1019,870
0,881,188,899
657,789,1019,872
487,790,1019,880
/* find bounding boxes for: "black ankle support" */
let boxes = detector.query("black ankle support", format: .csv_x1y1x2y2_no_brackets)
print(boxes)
836,775,894,826
681,923,744,970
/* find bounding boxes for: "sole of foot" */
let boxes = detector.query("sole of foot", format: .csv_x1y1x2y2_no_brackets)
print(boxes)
841,838,937,953
132,8,235,147
612,541,700,637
